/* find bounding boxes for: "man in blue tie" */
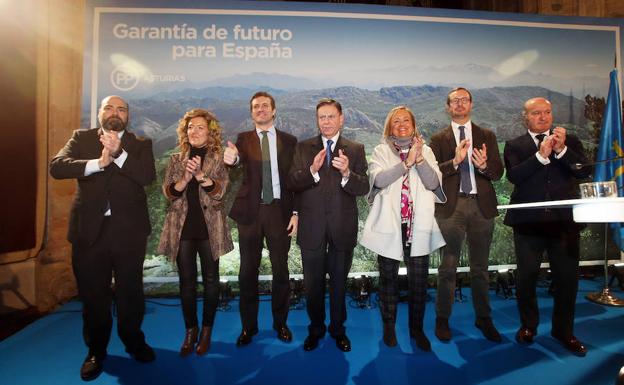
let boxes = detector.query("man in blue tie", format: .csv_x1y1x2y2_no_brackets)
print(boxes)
429,87,504,343
288,98,369,352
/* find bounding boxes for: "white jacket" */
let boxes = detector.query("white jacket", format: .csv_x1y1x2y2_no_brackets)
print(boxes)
360,140,446,261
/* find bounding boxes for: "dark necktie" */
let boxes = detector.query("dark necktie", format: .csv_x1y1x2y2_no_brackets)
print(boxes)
459,126,472,194
261,131,273,203
535,133,546,149
326,139,334,167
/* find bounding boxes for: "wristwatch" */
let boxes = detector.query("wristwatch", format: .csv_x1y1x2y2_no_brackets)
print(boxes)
198,173,209,184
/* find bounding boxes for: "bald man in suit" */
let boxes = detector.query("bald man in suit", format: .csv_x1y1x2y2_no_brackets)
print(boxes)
50,95,156,381
504,97,590,356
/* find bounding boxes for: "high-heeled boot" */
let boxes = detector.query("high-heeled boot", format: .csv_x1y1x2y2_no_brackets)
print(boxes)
179,326,198,357
196,326,213,356
383,322,397,347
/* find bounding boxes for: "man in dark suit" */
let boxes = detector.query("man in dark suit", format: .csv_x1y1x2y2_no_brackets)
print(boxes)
429,87,504,343
504,97,590,356
288,98,369,352
49,95,156,381
224,91,298,346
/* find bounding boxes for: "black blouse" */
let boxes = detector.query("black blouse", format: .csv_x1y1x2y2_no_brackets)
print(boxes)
168,146,215,240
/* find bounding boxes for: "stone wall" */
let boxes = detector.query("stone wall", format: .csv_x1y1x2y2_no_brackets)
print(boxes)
0,0,84,313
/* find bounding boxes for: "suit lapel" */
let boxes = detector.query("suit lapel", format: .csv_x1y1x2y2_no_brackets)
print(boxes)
445,126,457,155
335,135,348,157
120,130,134,152
247,131,262,180
521,132,537,152
309,135,322,160
315,135,324,151
249,130,261,155
472,124,483,148
275,129,288,172
276,129,283,158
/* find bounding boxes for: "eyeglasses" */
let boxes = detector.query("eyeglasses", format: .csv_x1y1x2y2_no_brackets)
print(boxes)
252,103,272,111
449,97,471,106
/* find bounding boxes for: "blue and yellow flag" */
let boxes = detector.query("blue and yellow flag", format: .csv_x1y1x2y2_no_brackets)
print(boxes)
594,69,624,251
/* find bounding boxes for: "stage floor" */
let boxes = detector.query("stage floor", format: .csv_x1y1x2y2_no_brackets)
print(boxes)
1,279,624,385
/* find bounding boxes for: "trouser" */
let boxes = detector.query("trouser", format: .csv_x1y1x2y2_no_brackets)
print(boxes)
513,228,580,337
435,196,494,319
177,238,219,328
301,240,353,338
378,224,429,330
237,201,291,331
72,218,147,357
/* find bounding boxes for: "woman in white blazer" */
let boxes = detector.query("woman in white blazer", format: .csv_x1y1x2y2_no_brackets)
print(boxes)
361,106,446,351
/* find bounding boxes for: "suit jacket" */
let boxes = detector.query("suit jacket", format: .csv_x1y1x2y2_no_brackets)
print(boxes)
429,123,503,219
288,135,369,251
503,132,590,231
49,128,156,246
157,151,233,261
228,129,297,225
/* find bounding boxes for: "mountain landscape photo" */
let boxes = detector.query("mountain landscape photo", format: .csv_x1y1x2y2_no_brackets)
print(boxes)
89,82,592,160
93,80,606,279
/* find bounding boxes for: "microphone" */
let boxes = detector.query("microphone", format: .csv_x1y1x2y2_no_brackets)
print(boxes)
574,156,624,170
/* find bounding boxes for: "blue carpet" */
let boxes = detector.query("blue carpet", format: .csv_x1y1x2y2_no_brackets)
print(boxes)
1,279,624,385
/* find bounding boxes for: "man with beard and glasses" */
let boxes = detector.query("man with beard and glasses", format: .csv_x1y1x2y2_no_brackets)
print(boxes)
50,95,156,381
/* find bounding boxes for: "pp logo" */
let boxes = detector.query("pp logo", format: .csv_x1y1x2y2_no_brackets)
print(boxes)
110,65,140,91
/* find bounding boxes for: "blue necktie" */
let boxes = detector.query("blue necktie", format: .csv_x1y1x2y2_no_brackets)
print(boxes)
459,126,472,194
326,139,333,167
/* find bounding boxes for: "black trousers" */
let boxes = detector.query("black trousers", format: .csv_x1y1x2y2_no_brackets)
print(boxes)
513,228,580,338
301,240,353,338
237,202,291,331
378,224,429,331
71,218,147,357
176,239,219,329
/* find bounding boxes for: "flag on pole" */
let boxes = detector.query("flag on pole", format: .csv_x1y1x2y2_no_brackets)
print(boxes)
594,69,624,251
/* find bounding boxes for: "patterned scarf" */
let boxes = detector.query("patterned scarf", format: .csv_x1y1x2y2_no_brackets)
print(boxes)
394,141,413,244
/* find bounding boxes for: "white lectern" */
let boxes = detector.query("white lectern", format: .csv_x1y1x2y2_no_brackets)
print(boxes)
498,197,624,306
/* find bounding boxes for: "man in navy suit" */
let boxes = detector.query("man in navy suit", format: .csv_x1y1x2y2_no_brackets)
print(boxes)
504,97,590,356
224,91,298,346
50,95,156,381
288,98,369,352
429,87,504,343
